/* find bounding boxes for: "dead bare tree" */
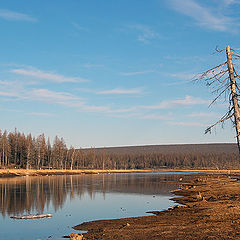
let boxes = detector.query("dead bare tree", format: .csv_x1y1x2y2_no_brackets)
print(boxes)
197,45,240,155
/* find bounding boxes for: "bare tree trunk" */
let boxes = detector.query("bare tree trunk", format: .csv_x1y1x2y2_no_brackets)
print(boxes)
2,143,4,168
14,140,17,166
70,148,75,170
226,45,240,155
37,145,41,169
26,145,30,170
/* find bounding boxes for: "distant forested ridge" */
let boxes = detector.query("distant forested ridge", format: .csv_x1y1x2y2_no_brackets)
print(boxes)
0,129,239,170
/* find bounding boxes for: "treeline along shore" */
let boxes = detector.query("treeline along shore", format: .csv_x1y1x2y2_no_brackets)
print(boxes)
0,129,239,170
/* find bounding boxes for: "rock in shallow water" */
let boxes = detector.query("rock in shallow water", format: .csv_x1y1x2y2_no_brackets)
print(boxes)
69,233,83,240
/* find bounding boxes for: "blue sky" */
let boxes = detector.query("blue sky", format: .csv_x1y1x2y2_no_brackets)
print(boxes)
1,0,240,148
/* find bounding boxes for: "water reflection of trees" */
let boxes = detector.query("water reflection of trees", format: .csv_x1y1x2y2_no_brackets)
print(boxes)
0,174,180,217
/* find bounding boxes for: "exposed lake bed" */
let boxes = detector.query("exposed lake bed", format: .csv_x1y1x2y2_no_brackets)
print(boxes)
75,172,240,240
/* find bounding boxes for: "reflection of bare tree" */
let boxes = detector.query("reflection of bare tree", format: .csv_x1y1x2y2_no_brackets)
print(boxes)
0,174,180,217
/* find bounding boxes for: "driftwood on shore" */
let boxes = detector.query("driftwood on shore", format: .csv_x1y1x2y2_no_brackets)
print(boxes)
10,214,52,220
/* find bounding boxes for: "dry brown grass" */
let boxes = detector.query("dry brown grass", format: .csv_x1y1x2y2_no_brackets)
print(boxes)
0,168,202,178
0,168,239,178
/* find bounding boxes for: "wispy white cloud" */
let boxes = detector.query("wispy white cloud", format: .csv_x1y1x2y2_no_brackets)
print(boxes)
6,108,23,113
109,96,211,120
72,22,88,32
76,87,143,95
76,88,96,94
80,105,114,113
0,80,140,114
82,63,104,69
30,89,84,106
188,112,218,118
0,91,19,97
0,79,23,99
165,72,196,86
120,70,154,76
169,121,207,127
111,108,136,113
0,9,37,22
222,0,240,6
0,68,213,121
128,24,161,43
78,104,136,114
11,68,88,83
97,88,143,95
0,80,16,86
168,72,196,80
86,105,134,115
111,112,141,119
142,95,209,110
27,112,55,117
28,89,135,114
223,0,235,5
168,0,236,32
140,114,173,121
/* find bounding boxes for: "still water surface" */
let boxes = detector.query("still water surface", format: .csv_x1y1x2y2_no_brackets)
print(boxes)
0,172,188,240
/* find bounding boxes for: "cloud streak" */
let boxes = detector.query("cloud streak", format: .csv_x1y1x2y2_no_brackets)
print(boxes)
188,112,218,118
0,91,19,97
142,95,209,109
168,0,235,32
11,68,88,83
97,88,142,95
140,114,173,121
72,22,88,32
222,0,240,6
168,121,207,127
128,24,161,43
0,70,212,124
168,72,196,80
25,88,134,114
0,9,37,22
30,89,84,107
27,112,55,117
120,70,154,76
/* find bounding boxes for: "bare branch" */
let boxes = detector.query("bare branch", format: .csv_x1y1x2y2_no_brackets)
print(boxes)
211,77,229,90
212,82,230,95
194,62,227,82
205,113,234,134
206,71,228,86
215,46,225,53
209,85,231,107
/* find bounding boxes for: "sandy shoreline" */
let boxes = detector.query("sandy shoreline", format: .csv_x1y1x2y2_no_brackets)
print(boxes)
73,172,240,239
0,168,211,178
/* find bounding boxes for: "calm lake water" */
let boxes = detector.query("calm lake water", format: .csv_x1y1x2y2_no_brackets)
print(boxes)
0,172,189,240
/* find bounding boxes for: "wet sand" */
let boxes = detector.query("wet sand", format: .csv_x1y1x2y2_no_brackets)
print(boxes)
74,172,240,239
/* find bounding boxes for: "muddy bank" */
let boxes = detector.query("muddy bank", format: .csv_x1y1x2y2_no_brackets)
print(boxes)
0,169,204,178
74,173,240,239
